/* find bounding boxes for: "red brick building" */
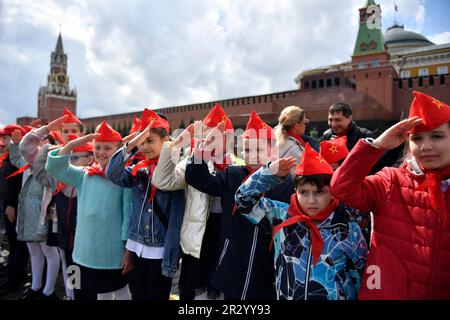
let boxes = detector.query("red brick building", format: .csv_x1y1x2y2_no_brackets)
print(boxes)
18,0,449,137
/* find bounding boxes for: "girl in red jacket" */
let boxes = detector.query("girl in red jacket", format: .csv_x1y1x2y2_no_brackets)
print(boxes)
330,91,450,299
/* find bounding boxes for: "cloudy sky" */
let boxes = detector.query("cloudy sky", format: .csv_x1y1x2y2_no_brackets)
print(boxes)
0,0,449,126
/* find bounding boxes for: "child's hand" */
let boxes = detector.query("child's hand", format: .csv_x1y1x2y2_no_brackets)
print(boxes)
29,119,42,128
373,116,422,150
58,133,98,156
171,122,197,148
11,129,23,144
121,250,134,275
126,121,154,153
203,122,225,151
5,206,16,223
67,133,98,148
269,157,297,177
46,115,69,132
122,131,139,143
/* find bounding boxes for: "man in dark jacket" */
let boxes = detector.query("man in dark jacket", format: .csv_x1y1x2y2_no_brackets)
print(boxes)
0,126,29,294
321,102,374,151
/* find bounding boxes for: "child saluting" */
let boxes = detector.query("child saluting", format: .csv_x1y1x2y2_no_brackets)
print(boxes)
235,144,368,300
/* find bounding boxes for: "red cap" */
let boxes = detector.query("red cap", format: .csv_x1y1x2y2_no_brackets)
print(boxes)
294,143,334,176
203,104,234,132
408,91,450,133
49,131,64,144
129,116,141,134
243,111,274,139
23,125,34,134
0,124,26,136
95,121,123,142
319,136,349,164
140,108,170,133
63,107,83,125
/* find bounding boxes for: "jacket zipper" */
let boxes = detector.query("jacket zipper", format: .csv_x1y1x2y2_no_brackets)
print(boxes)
429,218,443,298
151,201,154,243
304,231,313,300
217,238,230,267
137,176,151,241
241,226,259,300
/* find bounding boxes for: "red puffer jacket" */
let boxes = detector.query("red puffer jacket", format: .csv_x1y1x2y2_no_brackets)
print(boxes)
330,139,450,300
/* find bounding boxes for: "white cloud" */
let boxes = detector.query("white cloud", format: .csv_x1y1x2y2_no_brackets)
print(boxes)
377,0,426,32
0,0,444,127
428,31,450,45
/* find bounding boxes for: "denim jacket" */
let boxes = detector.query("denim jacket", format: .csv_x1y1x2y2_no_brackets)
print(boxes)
106,145,186,277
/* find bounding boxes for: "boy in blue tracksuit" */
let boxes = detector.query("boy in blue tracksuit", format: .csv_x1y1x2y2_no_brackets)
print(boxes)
234,144,368,300
106,109,185,300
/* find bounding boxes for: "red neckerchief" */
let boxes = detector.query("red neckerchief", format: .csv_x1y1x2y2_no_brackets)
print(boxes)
287,130,306,148
272,194,339,266
53,182,67,196
416,164,450,225
7,163,31,179
131,158,159,201
213,154,232,172
85,162,106,178
0,152,9,168
232,166,258,215
125,152,146,167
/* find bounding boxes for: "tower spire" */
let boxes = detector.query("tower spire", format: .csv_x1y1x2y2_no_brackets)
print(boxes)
55,31,64,54
353,0,386,57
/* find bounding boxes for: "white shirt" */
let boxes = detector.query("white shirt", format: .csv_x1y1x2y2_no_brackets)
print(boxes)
126,239,165,259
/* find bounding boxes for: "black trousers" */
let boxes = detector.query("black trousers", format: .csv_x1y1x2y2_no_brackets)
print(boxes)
178,211,222,300
2,204,29,285
130,255,172,300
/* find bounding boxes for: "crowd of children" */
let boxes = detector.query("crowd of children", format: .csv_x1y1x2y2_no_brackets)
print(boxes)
0,90,449,300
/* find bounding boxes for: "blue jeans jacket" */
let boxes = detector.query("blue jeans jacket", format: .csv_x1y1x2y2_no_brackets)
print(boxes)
106,146,186,277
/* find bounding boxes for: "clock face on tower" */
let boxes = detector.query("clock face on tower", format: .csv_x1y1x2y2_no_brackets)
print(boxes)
56,73,67,85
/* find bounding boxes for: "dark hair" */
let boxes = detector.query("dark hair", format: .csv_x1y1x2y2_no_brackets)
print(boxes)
293,174,332,190
44,135,57,145
329,103,352,118
150,127,168,139
156,112,168,121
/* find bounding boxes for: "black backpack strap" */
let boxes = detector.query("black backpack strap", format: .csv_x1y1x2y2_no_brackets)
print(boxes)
152,198,169,230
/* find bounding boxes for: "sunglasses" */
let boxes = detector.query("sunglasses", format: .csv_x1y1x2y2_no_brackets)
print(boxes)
303,118,310,126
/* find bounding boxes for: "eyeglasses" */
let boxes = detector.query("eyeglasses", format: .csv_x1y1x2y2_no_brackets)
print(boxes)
70,155,91,162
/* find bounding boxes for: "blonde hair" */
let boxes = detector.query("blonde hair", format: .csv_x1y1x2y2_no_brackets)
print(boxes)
274,105,305,146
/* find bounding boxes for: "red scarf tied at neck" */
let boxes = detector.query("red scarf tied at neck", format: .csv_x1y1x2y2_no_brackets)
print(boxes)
287,130,306,148
131,158,159,201
416,165,450,225
272,194,339,266
0,151,9,168
85,162,106,178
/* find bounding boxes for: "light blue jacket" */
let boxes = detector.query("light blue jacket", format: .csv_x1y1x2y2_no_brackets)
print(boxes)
46,149,131,269
9,127,55,242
